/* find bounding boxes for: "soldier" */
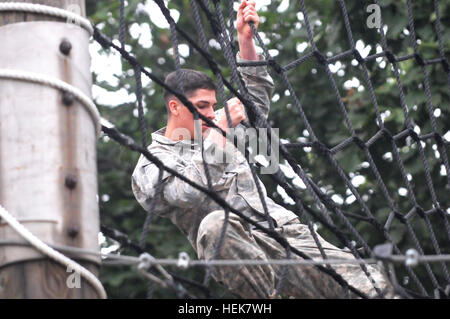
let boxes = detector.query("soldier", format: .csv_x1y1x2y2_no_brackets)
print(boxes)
132,0,395,298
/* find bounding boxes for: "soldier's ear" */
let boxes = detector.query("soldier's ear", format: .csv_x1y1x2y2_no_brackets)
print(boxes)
168,98,181,116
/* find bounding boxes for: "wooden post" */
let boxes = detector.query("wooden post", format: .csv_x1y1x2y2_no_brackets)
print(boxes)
0,0,101,298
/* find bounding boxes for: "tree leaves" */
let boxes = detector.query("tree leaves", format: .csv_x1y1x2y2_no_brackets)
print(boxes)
88,0,450,298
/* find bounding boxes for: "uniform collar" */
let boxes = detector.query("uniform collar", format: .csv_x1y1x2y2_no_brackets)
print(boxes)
151,127,203,147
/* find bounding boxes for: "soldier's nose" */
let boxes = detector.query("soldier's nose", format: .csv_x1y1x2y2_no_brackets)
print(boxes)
208,107,215,120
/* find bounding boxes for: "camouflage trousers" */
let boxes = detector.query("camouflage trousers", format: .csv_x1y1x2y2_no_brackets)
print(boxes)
196,211,396,299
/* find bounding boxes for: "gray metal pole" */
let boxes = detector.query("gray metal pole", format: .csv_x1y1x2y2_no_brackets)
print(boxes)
0,0,101,298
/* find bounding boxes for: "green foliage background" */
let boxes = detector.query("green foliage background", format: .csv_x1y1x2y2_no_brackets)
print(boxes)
86,0,450,298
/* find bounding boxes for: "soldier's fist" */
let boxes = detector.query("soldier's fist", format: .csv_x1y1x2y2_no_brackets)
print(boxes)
217,97,247,128
236,1,259,39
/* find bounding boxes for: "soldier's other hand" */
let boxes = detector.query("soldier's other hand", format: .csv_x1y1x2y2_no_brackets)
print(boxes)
217,97,247,128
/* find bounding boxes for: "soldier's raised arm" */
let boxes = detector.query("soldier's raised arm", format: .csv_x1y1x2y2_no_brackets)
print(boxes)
236,0,274,121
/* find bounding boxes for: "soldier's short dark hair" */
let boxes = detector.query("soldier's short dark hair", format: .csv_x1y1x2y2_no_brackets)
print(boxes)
163,69,216,108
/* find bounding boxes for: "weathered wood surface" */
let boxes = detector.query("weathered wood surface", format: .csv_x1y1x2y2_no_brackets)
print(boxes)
0,0,101,299
0,259,99,298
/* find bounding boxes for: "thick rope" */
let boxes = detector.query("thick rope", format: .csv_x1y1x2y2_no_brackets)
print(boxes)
0,204,107,299
0,69,101,136
0,2,93,35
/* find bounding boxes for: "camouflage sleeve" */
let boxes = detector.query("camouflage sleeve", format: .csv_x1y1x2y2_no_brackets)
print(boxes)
131,136,231,215
236,53,275,120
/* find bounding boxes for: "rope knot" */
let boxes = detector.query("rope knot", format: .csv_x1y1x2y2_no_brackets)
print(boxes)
313,50,328,65
138,253,154,271
353,48,365,64
433,132,444,146
414,53,425,66
408,128,420,143
268,58,283,74
441,58,450,73
312,140,330,156
384,50,396,64
381,128,394,141
414,205,425,219
393,211,407,224
352,135,366,150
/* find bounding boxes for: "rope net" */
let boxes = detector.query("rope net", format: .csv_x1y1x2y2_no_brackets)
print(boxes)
92,0,450,299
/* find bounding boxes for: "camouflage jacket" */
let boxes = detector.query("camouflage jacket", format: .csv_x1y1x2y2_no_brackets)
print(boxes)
132,54,298,249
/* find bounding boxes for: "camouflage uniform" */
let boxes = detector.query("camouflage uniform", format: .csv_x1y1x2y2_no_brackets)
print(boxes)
132,55,395,299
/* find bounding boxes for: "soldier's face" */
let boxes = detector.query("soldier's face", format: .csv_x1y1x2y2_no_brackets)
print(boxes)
181,89,217,138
